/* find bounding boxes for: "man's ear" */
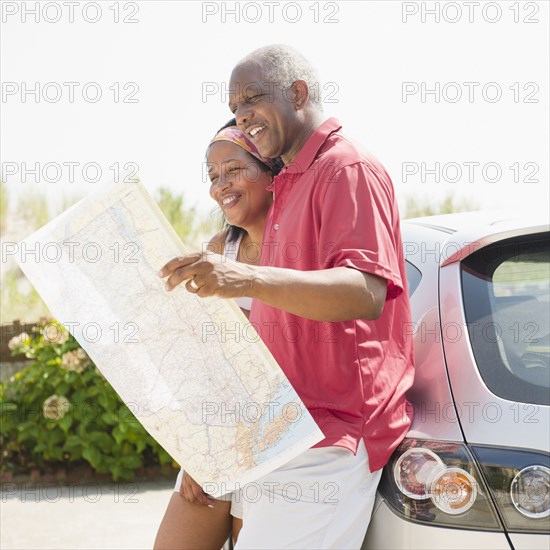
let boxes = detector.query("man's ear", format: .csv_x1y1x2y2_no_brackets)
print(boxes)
289,80,310,110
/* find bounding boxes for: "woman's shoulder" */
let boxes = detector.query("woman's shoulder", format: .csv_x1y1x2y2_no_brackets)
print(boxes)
206,229,228,255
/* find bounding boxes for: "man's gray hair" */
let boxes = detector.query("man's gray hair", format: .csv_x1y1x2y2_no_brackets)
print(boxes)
238,44,323,111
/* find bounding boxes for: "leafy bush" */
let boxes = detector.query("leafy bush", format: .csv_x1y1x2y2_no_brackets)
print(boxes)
1,320,176,480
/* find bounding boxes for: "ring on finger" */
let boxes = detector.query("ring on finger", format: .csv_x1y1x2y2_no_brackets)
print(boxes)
190,278,200,291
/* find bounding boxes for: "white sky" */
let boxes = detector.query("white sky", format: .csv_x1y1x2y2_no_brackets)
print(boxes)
1,0,549,219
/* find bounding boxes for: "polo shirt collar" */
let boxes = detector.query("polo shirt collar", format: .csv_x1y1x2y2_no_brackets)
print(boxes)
282,117,342,175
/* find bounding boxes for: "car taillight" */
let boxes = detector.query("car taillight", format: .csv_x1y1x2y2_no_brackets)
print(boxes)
379,439,550,533
510,465,550,519
472,445,550,532
431,467,477,514
379,439,502,530
393,448,445,499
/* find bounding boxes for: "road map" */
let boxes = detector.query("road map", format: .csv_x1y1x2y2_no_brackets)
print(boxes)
16,181,323,496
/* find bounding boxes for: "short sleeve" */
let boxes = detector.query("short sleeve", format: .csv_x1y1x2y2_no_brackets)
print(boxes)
318,162,404,301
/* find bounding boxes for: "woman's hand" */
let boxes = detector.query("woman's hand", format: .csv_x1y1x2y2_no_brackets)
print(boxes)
179,472,216,507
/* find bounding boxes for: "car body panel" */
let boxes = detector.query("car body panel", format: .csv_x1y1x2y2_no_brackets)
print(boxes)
508,532,550,550
402,223,463,441
362,497,511,549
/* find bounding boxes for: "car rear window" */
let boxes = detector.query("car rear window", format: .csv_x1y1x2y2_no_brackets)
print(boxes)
405,260,422,296
461,232,550,406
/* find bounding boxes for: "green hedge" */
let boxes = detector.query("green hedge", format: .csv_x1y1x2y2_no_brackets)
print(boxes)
1,320,176,480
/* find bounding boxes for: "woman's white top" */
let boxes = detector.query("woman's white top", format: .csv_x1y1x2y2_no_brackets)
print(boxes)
224,231,253,311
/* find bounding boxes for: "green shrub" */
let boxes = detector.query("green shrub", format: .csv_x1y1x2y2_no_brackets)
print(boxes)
1,320,176,480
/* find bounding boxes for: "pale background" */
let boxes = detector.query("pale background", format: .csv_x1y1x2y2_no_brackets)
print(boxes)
2,0,549,218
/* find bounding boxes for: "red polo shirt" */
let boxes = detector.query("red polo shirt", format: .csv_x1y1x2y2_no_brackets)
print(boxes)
249,118,414,472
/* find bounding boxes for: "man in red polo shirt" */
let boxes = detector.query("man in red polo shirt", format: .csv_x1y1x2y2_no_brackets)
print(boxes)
160,45,414,549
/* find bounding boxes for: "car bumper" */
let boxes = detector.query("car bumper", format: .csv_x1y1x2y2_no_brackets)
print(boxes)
362,497,511,550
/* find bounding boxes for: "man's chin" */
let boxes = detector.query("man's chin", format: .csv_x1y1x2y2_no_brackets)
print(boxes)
256,142,277,160
252,129,275,157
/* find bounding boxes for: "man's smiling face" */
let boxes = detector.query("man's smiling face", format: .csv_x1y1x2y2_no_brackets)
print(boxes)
228,62,297,160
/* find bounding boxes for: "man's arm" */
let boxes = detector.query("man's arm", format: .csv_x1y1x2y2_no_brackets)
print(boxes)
158,254,387,322
251,265,387,321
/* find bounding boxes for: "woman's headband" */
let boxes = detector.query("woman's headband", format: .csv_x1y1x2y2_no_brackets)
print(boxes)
208,126,275,170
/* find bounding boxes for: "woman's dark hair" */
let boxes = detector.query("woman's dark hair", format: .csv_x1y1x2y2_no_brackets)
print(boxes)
211,118,283,243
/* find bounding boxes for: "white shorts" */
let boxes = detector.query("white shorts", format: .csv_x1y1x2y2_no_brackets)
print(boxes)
234,440,382,549
173,468,244,519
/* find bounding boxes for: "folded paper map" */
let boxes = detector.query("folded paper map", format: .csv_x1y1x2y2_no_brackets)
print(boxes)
16,180,323,496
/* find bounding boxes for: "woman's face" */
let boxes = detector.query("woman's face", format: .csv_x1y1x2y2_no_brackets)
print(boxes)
207,140,273,229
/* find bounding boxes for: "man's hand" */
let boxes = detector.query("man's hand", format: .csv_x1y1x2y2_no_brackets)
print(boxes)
158,252,255,299
159,252,387,322
179,471,216,507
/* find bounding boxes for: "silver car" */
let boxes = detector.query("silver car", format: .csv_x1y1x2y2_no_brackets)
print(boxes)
363,210,550,549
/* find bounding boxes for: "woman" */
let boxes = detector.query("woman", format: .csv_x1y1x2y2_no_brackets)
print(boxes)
154,119,281,550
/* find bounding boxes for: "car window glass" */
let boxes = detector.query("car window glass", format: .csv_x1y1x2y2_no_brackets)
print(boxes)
406,261,422,297
461,232,550,406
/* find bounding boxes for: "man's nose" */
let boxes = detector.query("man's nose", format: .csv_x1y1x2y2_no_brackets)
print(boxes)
235,103,253,128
